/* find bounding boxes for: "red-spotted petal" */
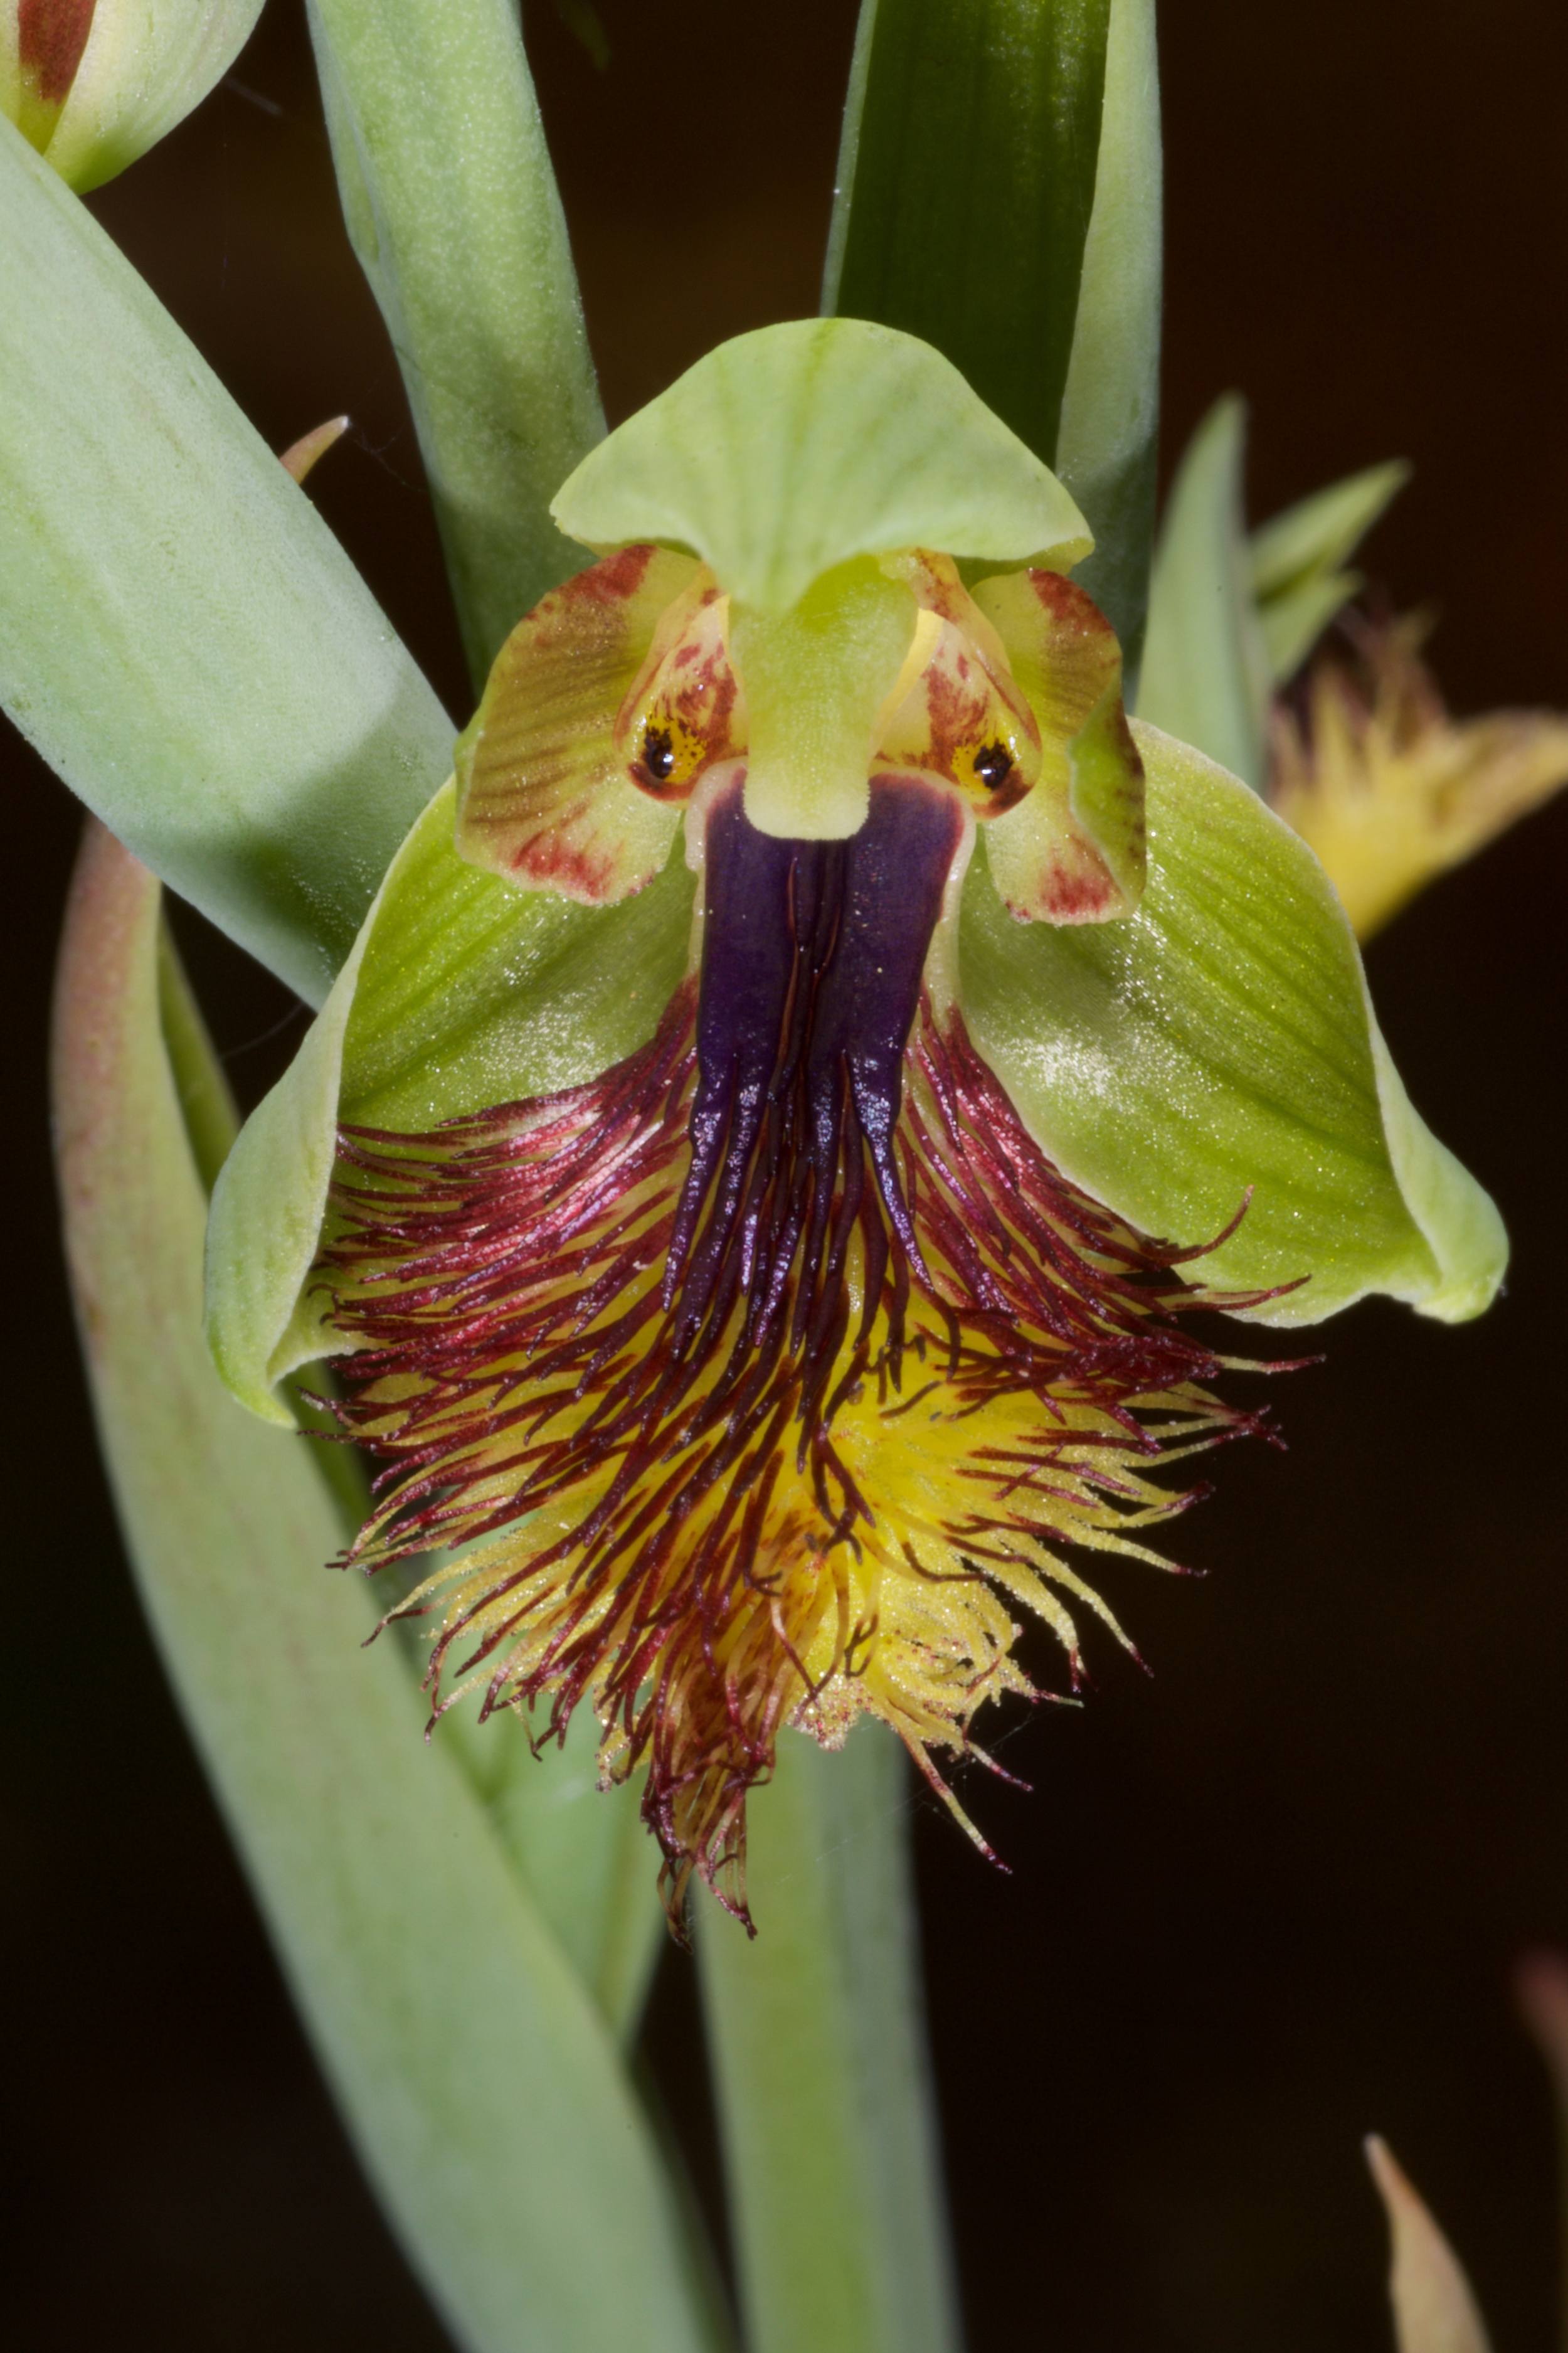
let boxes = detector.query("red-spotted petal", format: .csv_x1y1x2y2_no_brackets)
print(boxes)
972,568,1146,922
455,544,697,905
874,550,1041,815
616,566,747,800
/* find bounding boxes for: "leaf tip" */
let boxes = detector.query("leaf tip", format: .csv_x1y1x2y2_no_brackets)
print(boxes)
1365,2133,1493,2353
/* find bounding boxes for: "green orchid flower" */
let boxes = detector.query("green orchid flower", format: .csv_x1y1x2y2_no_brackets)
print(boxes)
1,0,265,189
204,318,1505,1928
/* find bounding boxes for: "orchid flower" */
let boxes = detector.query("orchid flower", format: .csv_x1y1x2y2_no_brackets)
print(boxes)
2,0,1538,2339
204,319,1505,1924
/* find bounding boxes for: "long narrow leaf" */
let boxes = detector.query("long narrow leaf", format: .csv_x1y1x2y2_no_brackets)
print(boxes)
0,117,452,1007
1054,0,1162,670
697,1728,961,2353
1251,460,1411,601
1250,458,1410,683
51,821,714,2353
1136,395,1271,790
307,0,606,691
441,1699,664,2045
824,0,1110,480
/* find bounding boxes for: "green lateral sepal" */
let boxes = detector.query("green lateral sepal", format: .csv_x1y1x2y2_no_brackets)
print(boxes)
206,780,696,1420
958,720,1507,1325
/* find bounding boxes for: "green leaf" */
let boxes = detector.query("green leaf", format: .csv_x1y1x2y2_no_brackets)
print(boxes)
825,0,1161,667
1137,393,1272,790
823,0,1111,484
204,778,694,1422
1054,0,1163,676
1251,460,1411,600
958,720,1507,1325
552,319,1091,615
1250,458,1410,683
53,823,714,2353
696,1726,960,2353
0,116,451,1007
440,1699,663,2044
306,0,607,691
1256,567,1360,688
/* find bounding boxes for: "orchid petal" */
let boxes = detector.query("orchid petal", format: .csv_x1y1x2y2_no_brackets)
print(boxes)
1269,615,1568,939
455,544,696,901
551,318,1092,618
973,565,1145,920
958,721,1505,1324
3,0,265,190
872,549,1042,814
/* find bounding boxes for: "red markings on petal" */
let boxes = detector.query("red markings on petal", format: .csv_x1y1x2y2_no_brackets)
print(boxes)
456,545,697,905
876,550,1041,814
18,0,95,105
973,565,1147,923
617,568,746,802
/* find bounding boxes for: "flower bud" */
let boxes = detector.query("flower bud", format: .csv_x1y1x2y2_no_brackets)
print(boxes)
1,0,265,192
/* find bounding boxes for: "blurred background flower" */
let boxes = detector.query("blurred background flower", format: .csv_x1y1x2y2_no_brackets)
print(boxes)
3,3,1566,2348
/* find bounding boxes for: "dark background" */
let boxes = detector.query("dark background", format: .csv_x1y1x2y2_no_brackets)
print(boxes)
4,2,1567,2345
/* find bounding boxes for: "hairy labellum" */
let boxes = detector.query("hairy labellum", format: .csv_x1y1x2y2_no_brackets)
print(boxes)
322,779,1273,1927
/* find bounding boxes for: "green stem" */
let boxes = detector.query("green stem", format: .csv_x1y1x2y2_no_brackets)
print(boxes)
306,0,605,693
697,1726,962,2353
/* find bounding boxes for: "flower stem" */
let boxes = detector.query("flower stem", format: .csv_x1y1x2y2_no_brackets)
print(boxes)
697,1724,962,2353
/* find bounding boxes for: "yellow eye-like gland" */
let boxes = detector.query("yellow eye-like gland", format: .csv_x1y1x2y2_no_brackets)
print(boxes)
618,568,746,802
874,607,1043,815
